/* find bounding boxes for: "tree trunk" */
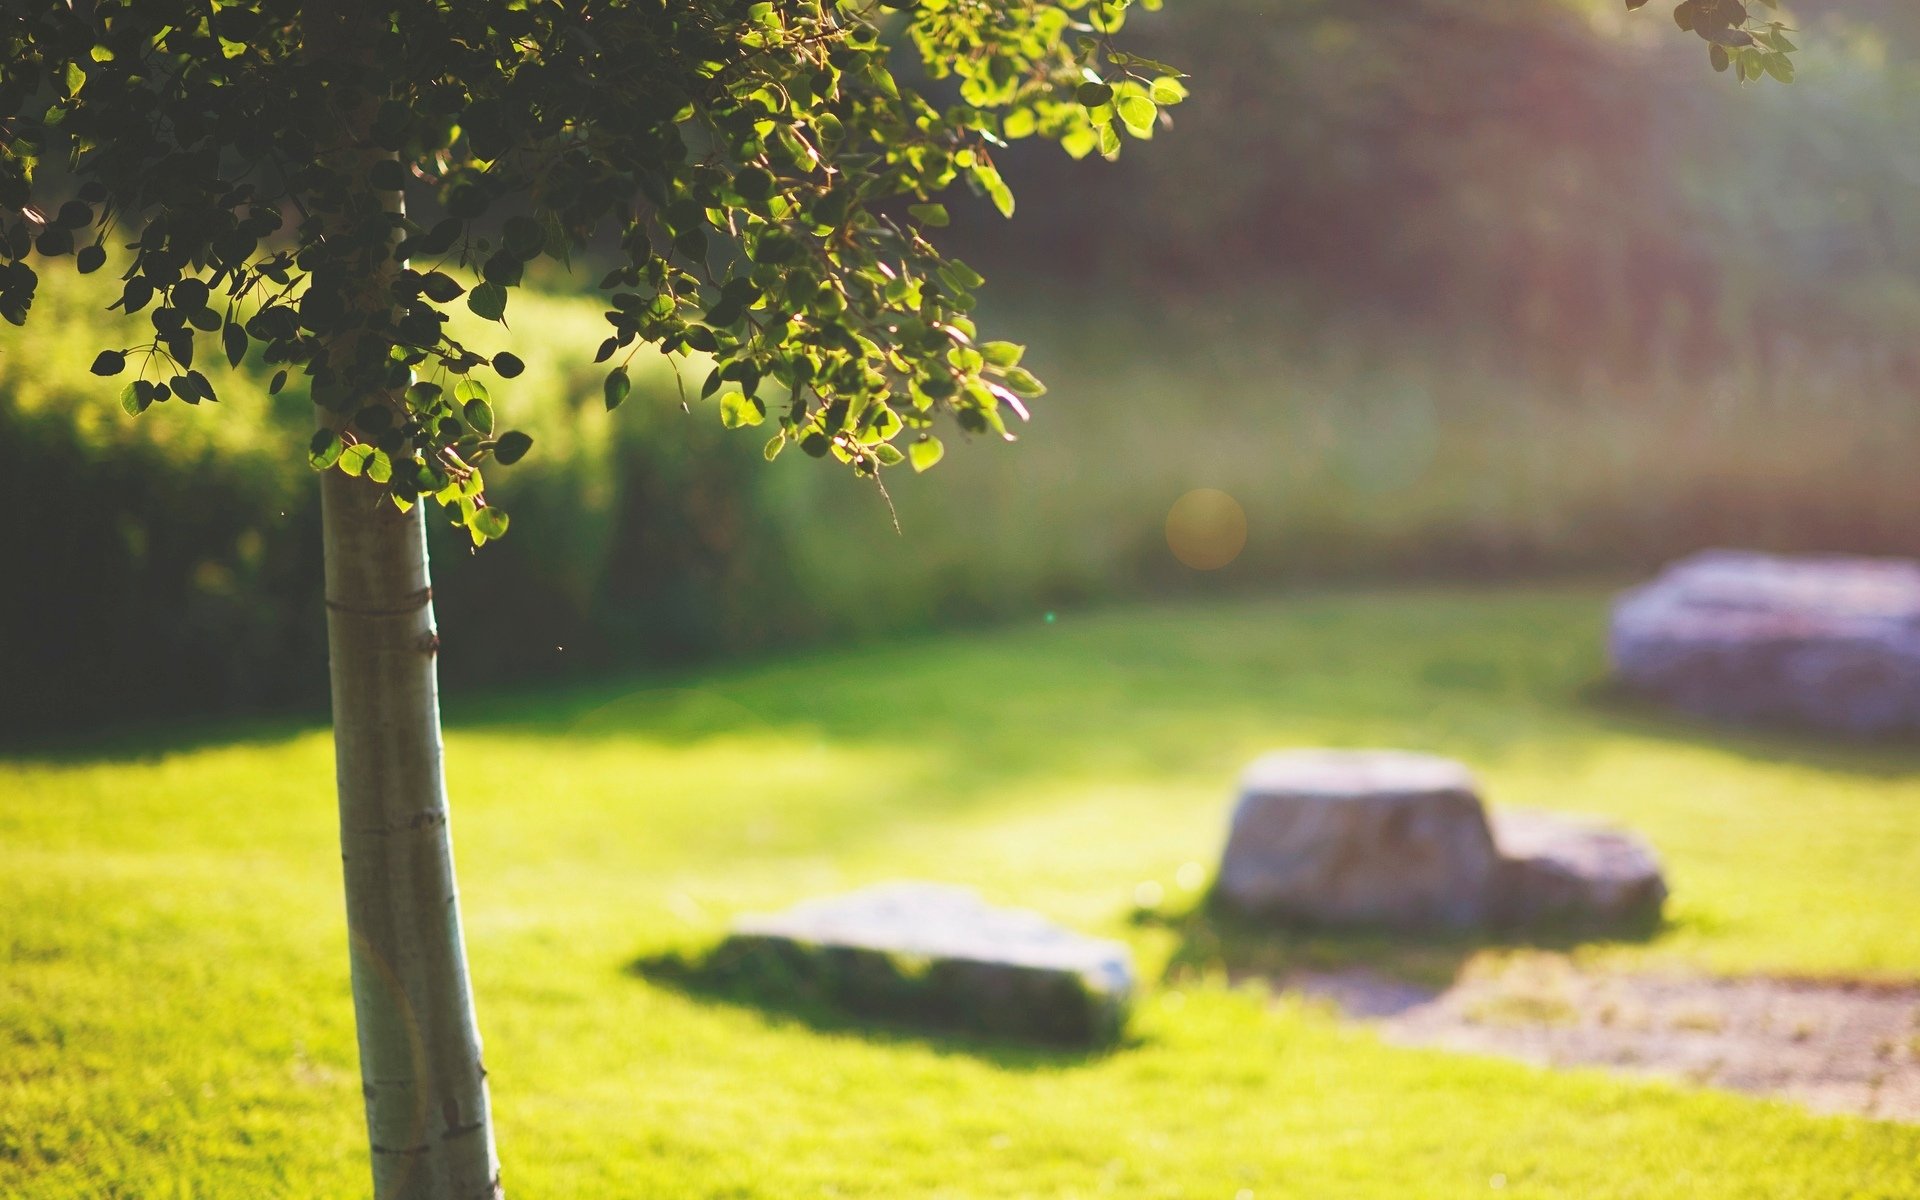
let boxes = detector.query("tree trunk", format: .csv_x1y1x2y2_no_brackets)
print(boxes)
323,473,502,1199
309,7,501,1195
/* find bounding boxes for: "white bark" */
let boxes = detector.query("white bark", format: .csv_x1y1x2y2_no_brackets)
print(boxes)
309,7,500,1194
323,475,502,1199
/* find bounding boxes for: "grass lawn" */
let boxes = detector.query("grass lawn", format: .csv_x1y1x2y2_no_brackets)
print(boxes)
4,584,1919,1197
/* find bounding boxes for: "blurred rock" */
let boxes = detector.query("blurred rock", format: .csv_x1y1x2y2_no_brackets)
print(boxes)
1216,749,1501,929
1490,811,1667,929
1611,549,1920,736
1216,749,1668,932
723,882,1133,1044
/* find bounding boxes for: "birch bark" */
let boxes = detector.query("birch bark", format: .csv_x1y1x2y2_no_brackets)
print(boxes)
312,4,502,1194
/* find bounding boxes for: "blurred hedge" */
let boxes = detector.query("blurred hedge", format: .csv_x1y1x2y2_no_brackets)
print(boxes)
11,269,1920,735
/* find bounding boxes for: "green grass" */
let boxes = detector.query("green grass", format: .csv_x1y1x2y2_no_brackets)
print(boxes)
5,585,1920,1197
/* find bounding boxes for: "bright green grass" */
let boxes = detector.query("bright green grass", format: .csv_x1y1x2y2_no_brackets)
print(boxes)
4,586,1919,1197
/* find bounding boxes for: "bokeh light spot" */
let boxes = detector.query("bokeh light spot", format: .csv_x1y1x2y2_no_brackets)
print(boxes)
1165,488,1248,571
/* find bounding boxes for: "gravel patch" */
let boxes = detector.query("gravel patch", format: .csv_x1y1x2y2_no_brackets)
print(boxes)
1282,957,1920,1122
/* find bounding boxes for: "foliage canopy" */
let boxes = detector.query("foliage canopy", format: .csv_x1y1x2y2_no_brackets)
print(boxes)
1627,0,1800,80
1,0,1185,543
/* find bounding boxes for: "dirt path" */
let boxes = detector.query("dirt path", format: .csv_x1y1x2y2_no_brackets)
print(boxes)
1280,956,1920,1123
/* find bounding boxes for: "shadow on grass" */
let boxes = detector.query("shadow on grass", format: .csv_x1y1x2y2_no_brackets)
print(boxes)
629,937,1140,1068
1142,891,1671,1001
0,707,324,766
1580,680,1920,781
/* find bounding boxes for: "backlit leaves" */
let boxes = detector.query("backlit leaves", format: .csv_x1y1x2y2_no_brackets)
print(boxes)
1636,0,1800,82
2,0,1186,542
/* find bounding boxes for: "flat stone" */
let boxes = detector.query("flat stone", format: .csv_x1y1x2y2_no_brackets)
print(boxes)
1611,549,1920,736
1216,749,1501,929
1490,810,1667,929
723,883,1133,1044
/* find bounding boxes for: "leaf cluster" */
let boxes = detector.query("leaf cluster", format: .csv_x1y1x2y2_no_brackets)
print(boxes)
0,0,1183,542
1626,0,1798,82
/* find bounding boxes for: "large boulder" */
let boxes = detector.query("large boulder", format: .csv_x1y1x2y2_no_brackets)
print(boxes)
1611,549,1920,736
1217,749,1501,929
1489,810,1667,929
1216,749,1668,932
721,882,1134,1044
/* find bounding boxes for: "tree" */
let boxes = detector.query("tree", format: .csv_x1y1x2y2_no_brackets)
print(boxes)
1,1,1184,1195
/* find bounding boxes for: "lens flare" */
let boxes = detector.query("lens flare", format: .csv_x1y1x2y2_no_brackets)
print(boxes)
1165,488,1248,570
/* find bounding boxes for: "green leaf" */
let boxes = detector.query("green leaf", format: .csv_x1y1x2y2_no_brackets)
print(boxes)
482,252,522,287
223,322,246,368
464,397,495,435
734,167,775,202
339,443,373,477
604,366,631,411
90,349,125,376
503,215,544,259
973,163,1015,218
872,442,905,466
981,341,1023,368
420,272,465,303
763,431,786,461
454,378,490,405
909,435,944,472
908,203,950,227
366,449,393,485
120,381,144,416
720,391,766,428
493,430,533,465
1763,52,1794,82
1149,76,1188,105
1118,95,1157,138
492,351,525,378
938,260,986,291
467,281,508,321
471,507,510,539
1076,81,1113,108
1002,367,1047,397
308,430,343,470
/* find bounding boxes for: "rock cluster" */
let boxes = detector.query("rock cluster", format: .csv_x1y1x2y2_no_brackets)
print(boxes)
1216,749,1665,931
1611,549,1920,736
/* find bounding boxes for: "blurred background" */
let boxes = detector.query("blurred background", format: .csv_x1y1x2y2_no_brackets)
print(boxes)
7,0,1920,734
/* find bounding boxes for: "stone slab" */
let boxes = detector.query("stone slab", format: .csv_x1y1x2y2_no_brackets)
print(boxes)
1216,749,1501,929
1611,549,1920,736
723,882,1133,1044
